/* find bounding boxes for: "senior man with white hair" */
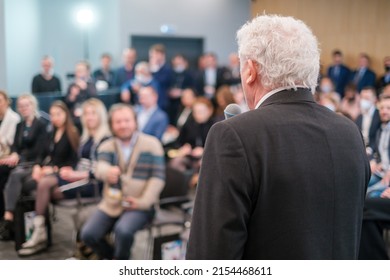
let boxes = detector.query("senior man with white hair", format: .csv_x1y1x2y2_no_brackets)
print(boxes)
186,15,370,260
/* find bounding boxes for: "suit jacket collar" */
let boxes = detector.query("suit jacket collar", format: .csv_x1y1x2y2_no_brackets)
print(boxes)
260,88,315,108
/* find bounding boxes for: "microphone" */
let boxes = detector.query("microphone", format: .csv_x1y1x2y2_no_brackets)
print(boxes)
224,103,242,119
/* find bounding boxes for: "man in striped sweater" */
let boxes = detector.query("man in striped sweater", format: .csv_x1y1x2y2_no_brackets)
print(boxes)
81,103,165,260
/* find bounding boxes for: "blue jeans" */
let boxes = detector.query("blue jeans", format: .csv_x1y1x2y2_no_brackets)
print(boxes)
366,174,387,198
80,208,153,259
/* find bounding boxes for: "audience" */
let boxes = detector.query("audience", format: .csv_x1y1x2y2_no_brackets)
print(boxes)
351,53,377,92
80,103,165,260
120,61,160,106
136,86,169,141
31,55,62,95
366,96,390,198
376,56,390,95
163,88,197,146
93,53,115,91
18,98,110,256
4,101,79,247
225,52,241,87
2,44,390,259
356,87,381,149
65,61,97,130
0,94,48,241
214,85,236,121
327,50,351,97
194,52,229,100
0,90,20,158
149,44,172,111
169,54,194,124
0,90,20,217
169,97,215,187
112,48,137,88
339,84,361,121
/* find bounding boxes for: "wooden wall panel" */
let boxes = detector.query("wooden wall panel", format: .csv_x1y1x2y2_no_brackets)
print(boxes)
251,0,390,77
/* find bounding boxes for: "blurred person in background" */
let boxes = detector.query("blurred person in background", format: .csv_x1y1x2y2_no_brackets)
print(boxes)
65,61,97,131
120,61,160,106
169,54,194,124
31,55,62,95
0,94,48,240
93,53,115,91
136,86,169,141
149,44,172,111
351,53,376,92
339,84,361,121
0,90,20,218
113,48,137,88
327,50,351,97
356,87,381,150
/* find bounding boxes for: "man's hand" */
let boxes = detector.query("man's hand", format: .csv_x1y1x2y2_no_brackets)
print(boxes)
107,166,121,185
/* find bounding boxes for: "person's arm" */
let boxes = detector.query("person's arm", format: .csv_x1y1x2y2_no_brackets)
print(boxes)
186,121,253,260
154,112,169,141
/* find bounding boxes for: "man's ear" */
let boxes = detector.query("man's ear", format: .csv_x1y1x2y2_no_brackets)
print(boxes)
245,59,258,85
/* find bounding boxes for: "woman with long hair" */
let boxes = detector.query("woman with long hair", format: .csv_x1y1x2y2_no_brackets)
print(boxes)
18,99,111,255
1,100,79,243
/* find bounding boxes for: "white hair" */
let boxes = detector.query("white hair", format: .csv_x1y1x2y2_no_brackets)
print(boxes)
237,14,320,93
135,61,150,73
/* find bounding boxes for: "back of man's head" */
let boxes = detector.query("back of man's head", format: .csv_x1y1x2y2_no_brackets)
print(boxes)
236,14,320,93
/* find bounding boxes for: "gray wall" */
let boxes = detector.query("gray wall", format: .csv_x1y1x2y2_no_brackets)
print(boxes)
4,0,41,96
2,0,250,97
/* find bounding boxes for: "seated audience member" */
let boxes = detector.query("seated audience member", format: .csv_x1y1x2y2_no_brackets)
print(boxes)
319,92,341,113
0,94,48,240
194,52,229,99
80,104,165,260
225,52,241,87
0,90,21,217
31,55,62,95
0,90,20,158
359,196,390,260
163,88,197,146
376,56,390,95
93,53,115,91
113,48,137,88
356,87,381,149
120,61,160,105
169,97,215,185
382,84,390,98
214,85,236,122
339,84,361,121
327,49,351,97
136,86,168,141
174,88,197,129
318,76,338,95
366,96,390,198
18,99,110,256
65,61,97,129
351,53,377,92
231,85,249,113
168,54,194,124
149,44,172,111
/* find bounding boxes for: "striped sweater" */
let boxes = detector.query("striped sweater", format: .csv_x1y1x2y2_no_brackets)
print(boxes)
95,132,165,217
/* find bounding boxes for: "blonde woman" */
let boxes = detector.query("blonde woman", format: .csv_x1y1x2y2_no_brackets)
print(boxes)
0,94,48,240
19,98,111,255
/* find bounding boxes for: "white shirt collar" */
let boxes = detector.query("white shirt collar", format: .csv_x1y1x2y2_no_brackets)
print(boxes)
255,86,309,109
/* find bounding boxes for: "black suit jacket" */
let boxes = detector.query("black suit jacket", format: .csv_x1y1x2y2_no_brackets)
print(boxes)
186,88,370,259
327,64,351,96
355,109,381,148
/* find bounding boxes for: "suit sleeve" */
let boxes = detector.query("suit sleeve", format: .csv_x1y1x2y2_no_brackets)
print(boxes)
186,121,254,259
